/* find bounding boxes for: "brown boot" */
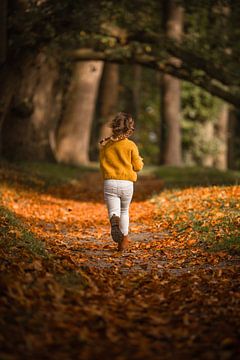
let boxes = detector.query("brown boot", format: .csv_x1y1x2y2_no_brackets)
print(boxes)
118,235,130,251
110,214,123,243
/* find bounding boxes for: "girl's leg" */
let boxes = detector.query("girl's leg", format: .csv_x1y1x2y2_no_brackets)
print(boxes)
119,182,133,236
104,180,120,218
104,180,123,243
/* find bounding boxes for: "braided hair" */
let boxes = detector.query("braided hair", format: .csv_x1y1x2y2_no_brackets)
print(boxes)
99,112,135,145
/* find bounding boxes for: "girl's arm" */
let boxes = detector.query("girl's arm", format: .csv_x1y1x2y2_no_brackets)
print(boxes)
132,145,144,172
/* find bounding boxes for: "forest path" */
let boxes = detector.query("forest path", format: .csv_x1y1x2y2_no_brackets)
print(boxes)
2,172,237,275
1,170,240,359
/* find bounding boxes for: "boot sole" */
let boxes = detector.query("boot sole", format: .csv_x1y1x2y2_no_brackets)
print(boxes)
110,215,123,243
111,226,124,243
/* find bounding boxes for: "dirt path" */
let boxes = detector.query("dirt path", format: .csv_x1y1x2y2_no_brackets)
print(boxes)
2,173,237,275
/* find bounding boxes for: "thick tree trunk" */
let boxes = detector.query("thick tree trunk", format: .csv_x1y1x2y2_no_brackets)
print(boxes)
98,63,119,141
160,73,182,165
201,121,214,167
227,109,239,170
160,0,183,166
0,64,20,154
214,104,228,170
0,0,9,152
2,51,59,161
132,64,142,119
0,0,7,66
55,61,103,165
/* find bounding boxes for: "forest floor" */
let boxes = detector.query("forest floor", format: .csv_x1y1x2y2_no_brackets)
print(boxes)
0,161,239,360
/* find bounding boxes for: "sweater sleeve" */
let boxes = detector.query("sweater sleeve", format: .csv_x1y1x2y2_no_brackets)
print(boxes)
131,143,144,172
99,146,104,171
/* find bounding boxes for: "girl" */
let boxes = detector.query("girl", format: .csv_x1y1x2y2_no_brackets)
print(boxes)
99,112,144,251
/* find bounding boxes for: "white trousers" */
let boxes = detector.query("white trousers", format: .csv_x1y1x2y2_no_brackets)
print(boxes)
104,179,134,236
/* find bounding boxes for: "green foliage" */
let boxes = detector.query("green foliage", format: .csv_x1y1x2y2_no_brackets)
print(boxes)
8,0,240,75
183,0,240,78
118,65,229,166
7,0,240,111
181,82,223,164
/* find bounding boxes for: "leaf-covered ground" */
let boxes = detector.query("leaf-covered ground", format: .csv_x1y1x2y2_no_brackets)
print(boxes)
0,163,239,360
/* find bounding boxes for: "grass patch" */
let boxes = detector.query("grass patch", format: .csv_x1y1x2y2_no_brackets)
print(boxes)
151,166,240,188
14,161,99,186
153,186,240,254
0,205,48,258
188,208,239,253
0,205,95,291
213,234,240,253
2,160,239,189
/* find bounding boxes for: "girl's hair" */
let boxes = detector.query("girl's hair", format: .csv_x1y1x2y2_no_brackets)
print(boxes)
111,112,134,137
99,112,135,145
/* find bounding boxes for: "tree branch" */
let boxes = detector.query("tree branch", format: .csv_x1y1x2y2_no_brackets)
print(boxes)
88,30,238,88
66,48,240,107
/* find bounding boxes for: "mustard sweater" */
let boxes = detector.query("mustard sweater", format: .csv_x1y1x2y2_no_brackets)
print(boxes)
99,138,144,182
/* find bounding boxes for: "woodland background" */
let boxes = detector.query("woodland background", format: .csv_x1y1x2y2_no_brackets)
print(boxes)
0,0,240,168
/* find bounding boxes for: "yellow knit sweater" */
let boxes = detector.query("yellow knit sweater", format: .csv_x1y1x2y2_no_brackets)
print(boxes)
99,138,143,182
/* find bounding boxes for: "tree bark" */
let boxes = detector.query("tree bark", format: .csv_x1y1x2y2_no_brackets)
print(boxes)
98,63,119,141
214,104,229,170
201,121,214,167
0,0,9,151
1,51,60,161
132,64,142,119
0,0,7,66
227,109,239,170
160,0,183,165
55,61,103,165
0,63,20,154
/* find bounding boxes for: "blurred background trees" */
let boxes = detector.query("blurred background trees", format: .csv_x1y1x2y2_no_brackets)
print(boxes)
0,0,239,169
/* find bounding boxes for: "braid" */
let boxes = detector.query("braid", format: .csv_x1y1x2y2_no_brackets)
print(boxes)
99,133,129,146
99,136,111,145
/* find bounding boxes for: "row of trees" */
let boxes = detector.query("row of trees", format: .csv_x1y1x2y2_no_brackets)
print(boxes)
0,0,239,168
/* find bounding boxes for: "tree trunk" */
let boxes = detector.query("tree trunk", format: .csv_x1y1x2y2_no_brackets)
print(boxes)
0,0,9,152
2,51,60,161
227,109,239,170
201,121,214,167
0,63,20,154
0,0,7,66
98,63,119,141
160,0,183,166
55,61,103,165
214,104,228,170
132,64,142,119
